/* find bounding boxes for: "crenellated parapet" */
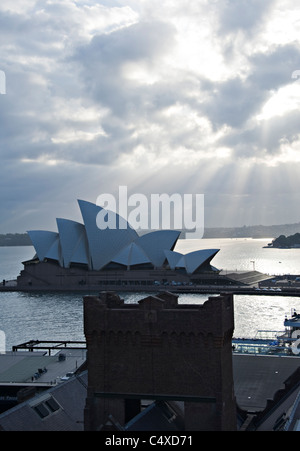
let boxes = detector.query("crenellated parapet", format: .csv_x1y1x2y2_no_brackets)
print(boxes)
83,291,236,431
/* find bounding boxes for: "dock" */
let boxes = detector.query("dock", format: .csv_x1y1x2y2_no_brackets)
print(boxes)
1,271,300,296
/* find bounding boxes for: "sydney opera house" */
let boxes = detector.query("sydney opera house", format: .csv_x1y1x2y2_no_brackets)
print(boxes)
17,200,229,291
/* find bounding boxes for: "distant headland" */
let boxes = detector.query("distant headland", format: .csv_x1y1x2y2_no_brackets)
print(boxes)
0,233,31,246
1,222,300,245
266,232,300,249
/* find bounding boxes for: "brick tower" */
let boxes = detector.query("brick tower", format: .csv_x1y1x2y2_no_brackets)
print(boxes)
83,291,236,431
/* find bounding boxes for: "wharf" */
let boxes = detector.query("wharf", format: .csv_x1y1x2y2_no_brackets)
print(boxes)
1,270,300,296
1,283,300,296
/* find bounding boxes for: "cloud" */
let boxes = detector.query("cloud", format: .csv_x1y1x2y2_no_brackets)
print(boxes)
218,0,274,35
220,110,300,159
75,20,176,111
249,44,300,90
1,0,300,232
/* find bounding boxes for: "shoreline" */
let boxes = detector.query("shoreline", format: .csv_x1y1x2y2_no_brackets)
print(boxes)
1,283,300,296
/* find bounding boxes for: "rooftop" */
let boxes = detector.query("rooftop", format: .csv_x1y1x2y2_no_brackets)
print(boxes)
0,371,87,431
232,354,300,412
0,346,86,387
0,351,299,431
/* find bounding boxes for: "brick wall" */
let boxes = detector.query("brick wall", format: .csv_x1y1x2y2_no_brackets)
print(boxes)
83,291,236,431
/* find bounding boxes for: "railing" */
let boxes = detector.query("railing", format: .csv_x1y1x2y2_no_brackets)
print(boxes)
232,339,292,356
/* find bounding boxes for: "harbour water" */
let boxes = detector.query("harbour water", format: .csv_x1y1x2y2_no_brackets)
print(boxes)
0,238,299,351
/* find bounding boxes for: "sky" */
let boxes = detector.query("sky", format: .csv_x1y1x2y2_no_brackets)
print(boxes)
1,0,300,233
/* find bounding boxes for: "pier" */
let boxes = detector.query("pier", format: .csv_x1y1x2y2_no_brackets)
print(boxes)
1,269,300,296
1,280,300,296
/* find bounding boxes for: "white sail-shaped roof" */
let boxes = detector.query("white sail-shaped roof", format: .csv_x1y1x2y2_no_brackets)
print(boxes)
27,200,219,273
137,230,180,267
78,199,138,270
44,236,63,266
56,219,90,268
112,242,152,267
164,250,183,270
176,249,219,274
27,231,59,262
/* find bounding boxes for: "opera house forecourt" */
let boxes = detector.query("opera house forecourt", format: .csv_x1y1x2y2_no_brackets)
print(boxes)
17,199,236,291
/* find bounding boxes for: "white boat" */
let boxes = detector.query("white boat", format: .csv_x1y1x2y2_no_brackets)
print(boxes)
232,309,300,356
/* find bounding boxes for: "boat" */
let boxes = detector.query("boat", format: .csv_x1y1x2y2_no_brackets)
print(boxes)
279,310,300,350
232,309,300,356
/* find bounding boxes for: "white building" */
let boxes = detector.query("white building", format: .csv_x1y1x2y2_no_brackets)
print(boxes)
26,200,219,275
